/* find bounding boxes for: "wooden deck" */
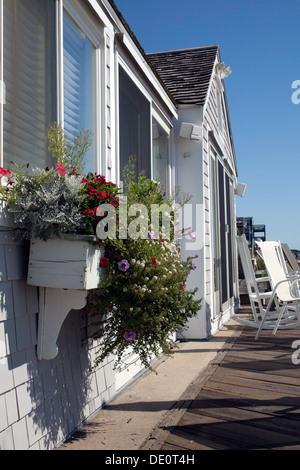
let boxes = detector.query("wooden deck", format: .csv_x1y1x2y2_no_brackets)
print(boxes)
142,306,300,450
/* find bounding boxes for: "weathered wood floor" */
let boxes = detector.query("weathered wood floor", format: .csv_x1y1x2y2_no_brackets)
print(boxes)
155,307,300,450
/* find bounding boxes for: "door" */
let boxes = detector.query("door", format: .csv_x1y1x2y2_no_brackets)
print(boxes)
210,149,234,315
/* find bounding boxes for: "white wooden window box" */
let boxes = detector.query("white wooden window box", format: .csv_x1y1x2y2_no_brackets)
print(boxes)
27,235,103,360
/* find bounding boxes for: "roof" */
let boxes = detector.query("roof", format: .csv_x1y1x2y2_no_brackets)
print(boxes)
147,46,219,106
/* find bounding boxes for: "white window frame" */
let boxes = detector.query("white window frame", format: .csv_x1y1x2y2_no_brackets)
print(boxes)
151,107,171,197
117,58,172,190
56,0,103,173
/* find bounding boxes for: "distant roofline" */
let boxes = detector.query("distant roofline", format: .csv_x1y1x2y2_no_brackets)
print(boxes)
147,45,219,55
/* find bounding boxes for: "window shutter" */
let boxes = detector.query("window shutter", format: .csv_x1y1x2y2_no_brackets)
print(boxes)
3,0,55,170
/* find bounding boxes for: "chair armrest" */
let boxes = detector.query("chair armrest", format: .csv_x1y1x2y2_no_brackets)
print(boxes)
290,278,300,299
255,276,269,282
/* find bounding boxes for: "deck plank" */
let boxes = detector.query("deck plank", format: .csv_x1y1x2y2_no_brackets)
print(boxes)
145,306,300,450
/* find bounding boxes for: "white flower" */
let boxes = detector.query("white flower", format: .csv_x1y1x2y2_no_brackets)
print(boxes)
123,287,127,292
129,307,133,312
131,259,136,265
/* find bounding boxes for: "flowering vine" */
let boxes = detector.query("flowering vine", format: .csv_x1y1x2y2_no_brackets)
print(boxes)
85,159,202,372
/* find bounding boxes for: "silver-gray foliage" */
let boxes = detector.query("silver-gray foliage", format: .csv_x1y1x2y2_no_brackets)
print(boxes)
7,172,86,240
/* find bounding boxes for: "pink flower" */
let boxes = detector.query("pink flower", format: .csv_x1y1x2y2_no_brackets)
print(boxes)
151,257,156,267
56,162,66,176
0,167,11,177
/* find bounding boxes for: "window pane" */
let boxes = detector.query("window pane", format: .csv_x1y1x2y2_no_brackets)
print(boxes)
63,13,94,173
3,0,56,170
119,66,150,183
152,119,169,194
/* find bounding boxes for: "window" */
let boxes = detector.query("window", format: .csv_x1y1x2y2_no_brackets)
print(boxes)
152,118,169,194
3,0,56,169
63,12,95,174
119,65,150,184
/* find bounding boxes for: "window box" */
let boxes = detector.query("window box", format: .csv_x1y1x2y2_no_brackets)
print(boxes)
27,234,103,290
27,235,104,361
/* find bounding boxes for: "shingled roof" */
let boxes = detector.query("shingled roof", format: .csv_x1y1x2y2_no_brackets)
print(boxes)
147,46,219,106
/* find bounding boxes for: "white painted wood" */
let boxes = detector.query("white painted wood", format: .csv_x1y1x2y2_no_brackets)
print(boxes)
28,235,104,360
27,235,103,290
37,287,87,360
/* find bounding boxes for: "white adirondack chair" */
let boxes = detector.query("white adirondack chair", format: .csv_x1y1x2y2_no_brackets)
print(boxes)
255,240,300,340
235,235,283,329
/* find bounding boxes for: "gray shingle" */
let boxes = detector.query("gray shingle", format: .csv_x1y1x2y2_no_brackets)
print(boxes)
147,46,218,106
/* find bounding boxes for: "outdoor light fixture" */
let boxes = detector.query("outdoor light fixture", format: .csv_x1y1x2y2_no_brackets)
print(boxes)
215,62,232,79
179,122,202,140
235,182,247,197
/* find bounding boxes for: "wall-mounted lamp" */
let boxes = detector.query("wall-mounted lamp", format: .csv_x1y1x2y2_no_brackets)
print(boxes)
179,122,202,140
215,62,232,79
235,182,247,197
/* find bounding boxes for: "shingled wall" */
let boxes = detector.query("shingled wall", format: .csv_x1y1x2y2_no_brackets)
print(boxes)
0,225,116,450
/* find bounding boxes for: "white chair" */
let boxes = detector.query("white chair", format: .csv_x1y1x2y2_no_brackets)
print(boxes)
255,240,300,340
281,243,300,275
235,235,282,330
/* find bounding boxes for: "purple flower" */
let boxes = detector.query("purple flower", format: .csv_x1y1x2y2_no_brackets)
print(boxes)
187,228,196,240
118,259,130,272
124,331,136,341
148,230,158,239
192,254,199,259
190,263,197,270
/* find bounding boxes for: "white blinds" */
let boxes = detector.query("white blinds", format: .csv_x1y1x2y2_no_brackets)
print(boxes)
3,0,55,170
63,13,94,174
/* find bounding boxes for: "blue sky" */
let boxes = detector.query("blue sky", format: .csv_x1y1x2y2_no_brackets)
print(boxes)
113,0,300,249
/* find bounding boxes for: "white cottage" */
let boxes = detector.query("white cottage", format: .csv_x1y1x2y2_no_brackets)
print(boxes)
148,47,239,339
0,0,239,450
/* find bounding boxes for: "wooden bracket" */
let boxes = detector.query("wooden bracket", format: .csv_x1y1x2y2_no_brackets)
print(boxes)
37,287,87,361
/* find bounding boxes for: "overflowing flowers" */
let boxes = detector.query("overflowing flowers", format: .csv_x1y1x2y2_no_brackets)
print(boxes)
0,124,119,241
86,158,202,372
0,127,202,372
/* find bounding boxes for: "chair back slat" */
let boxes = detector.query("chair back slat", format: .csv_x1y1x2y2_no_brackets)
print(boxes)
256,241,294,302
